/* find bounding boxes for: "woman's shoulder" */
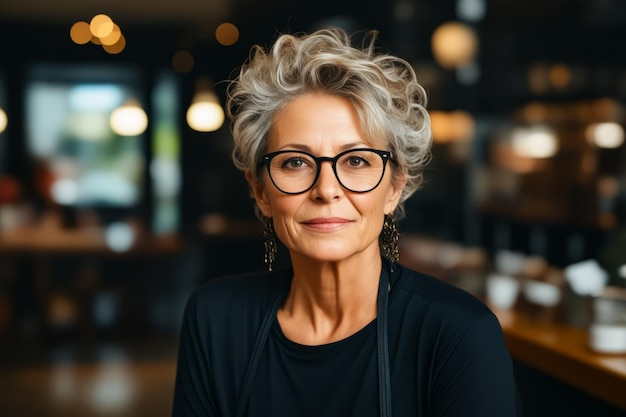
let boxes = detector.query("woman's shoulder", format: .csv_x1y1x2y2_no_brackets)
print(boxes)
186,267,292,323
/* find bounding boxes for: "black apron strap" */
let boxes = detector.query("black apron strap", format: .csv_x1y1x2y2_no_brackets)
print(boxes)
377,262,392,417
235,286,286,417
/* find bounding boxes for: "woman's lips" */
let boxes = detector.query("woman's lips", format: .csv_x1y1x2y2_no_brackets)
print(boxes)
301,217,351,231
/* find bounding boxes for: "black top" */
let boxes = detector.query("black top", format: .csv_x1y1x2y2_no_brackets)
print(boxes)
173,262,517,416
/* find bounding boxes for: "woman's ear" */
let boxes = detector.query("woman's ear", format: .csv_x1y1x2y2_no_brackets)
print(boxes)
246,170,272,218
384,172,407,214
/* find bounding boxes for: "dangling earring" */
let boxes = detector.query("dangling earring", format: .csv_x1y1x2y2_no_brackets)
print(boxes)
263,217,278,271
381,213,400,263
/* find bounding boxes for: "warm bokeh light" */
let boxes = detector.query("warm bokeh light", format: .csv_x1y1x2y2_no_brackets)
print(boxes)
521,101,548,123
186,78,224,132
103,34,126,54
172,50,195,73
511,126,559,158
549,64,571,89
449,110,475,141
0,107,7,133
429,111,450,143
597,176,620,199
215,22,239,46
110,100,148,136
100,24,122,46
186,99,225,132
90,14,114,38
586,122,625,149
429,110,475,143
527,62,549,95
73,15,125,53
431,22,478,69
592,97,622,121
70,21,92,45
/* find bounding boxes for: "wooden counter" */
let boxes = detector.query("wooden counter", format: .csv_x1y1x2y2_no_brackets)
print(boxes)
492,307,626,411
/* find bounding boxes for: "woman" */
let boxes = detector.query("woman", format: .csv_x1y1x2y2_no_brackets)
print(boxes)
173,28,519,416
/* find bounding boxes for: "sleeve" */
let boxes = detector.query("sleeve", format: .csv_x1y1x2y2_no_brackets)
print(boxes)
429,313,518,417
172,290,217,417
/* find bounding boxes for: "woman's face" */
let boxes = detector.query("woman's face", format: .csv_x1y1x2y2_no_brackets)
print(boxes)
248,93,406,264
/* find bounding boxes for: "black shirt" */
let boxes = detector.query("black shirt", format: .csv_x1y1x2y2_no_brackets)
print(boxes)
173,262,517,416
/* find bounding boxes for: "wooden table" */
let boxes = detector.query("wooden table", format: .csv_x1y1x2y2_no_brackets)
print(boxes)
492,307,626,411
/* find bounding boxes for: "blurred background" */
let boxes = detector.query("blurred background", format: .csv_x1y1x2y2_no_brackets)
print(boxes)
0,0,625,416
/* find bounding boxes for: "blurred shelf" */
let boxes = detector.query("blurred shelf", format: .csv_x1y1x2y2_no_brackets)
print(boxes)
0,226,183,258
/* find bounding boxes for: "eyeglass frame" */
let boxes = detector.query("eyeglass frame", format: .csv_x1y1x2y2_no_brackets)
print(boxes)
259,147,394,195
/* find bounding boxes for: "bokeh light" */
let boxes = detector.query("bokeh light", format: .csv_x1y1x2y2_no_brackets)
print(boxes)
70,21,92,45
90,14,114,38
186,99,225,132
215,22,239,46
51,178,79,205
105,223,135,252
431,22,478,69
429,110,475,143
456,0,486,22
586,122,625,149
511,126,559,158
172,50,195,73
528,62,550,95
0,108,7,133
103,34,126,54
110,100,148,136
71,15,125,54
521,102,548,123
100,24,122,46
549,64,571,89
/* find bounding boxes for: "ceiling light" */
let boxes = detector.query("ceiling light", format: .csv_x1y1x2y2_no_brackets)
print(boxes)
186,79,224,132
0,108,7,134
110,99,148,136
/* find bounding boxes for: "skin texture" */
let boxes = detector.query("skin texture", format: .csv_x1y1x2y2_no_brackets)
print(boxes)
247,93,406,345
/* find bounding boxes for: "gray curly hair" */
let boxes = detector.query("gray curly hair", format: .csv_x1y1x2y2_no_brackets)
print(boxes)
227,27,432,218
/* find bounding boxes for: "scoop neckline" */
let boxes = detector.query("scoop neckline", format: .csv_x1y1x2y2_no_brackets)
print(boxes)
272,317,377,356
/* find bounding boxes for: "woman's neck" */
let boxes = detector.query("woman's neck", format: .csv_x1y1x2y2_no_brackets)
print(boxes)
277,251,382,345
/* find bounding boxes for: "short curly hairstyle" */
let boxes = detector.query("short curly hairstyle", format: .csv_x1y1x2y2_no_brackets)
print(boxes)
227,27,432,218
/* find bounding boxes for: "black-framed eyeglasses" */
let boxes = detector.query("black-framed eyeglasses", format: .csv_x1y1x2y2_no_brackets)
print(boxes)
260,148,393,194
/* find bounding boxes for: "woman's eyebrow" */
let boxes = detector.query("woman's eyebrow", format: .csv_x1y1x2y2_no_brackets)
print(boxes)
277,141,369,153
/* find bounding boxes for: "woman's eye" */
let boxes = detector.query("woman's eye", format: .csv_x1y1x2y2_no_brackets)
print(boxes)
283,158,307,169
347,156,367,167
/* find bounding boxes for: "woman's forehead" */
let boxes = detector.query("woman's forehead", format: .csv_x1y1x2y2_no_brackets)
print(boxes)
267,94,388,152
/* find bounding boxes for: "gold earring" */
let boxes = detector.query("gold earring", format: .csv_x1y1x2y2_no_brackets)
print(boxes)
381,214,399,263
263,217,278,271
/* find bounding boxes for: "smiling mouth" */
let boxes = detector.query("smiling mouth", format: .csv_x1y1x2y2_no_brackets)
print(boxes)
301,217,351,230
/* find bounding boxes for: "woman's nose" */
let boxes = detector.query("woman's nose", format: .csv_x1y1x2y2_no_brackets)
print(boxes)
310,161,343,200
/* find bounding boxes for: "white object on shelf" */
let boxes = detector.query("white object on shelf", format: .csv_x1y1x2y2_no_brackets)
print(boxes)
486,273,520,310
523,280,561,307
589,323,626,354
564,259,608,296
